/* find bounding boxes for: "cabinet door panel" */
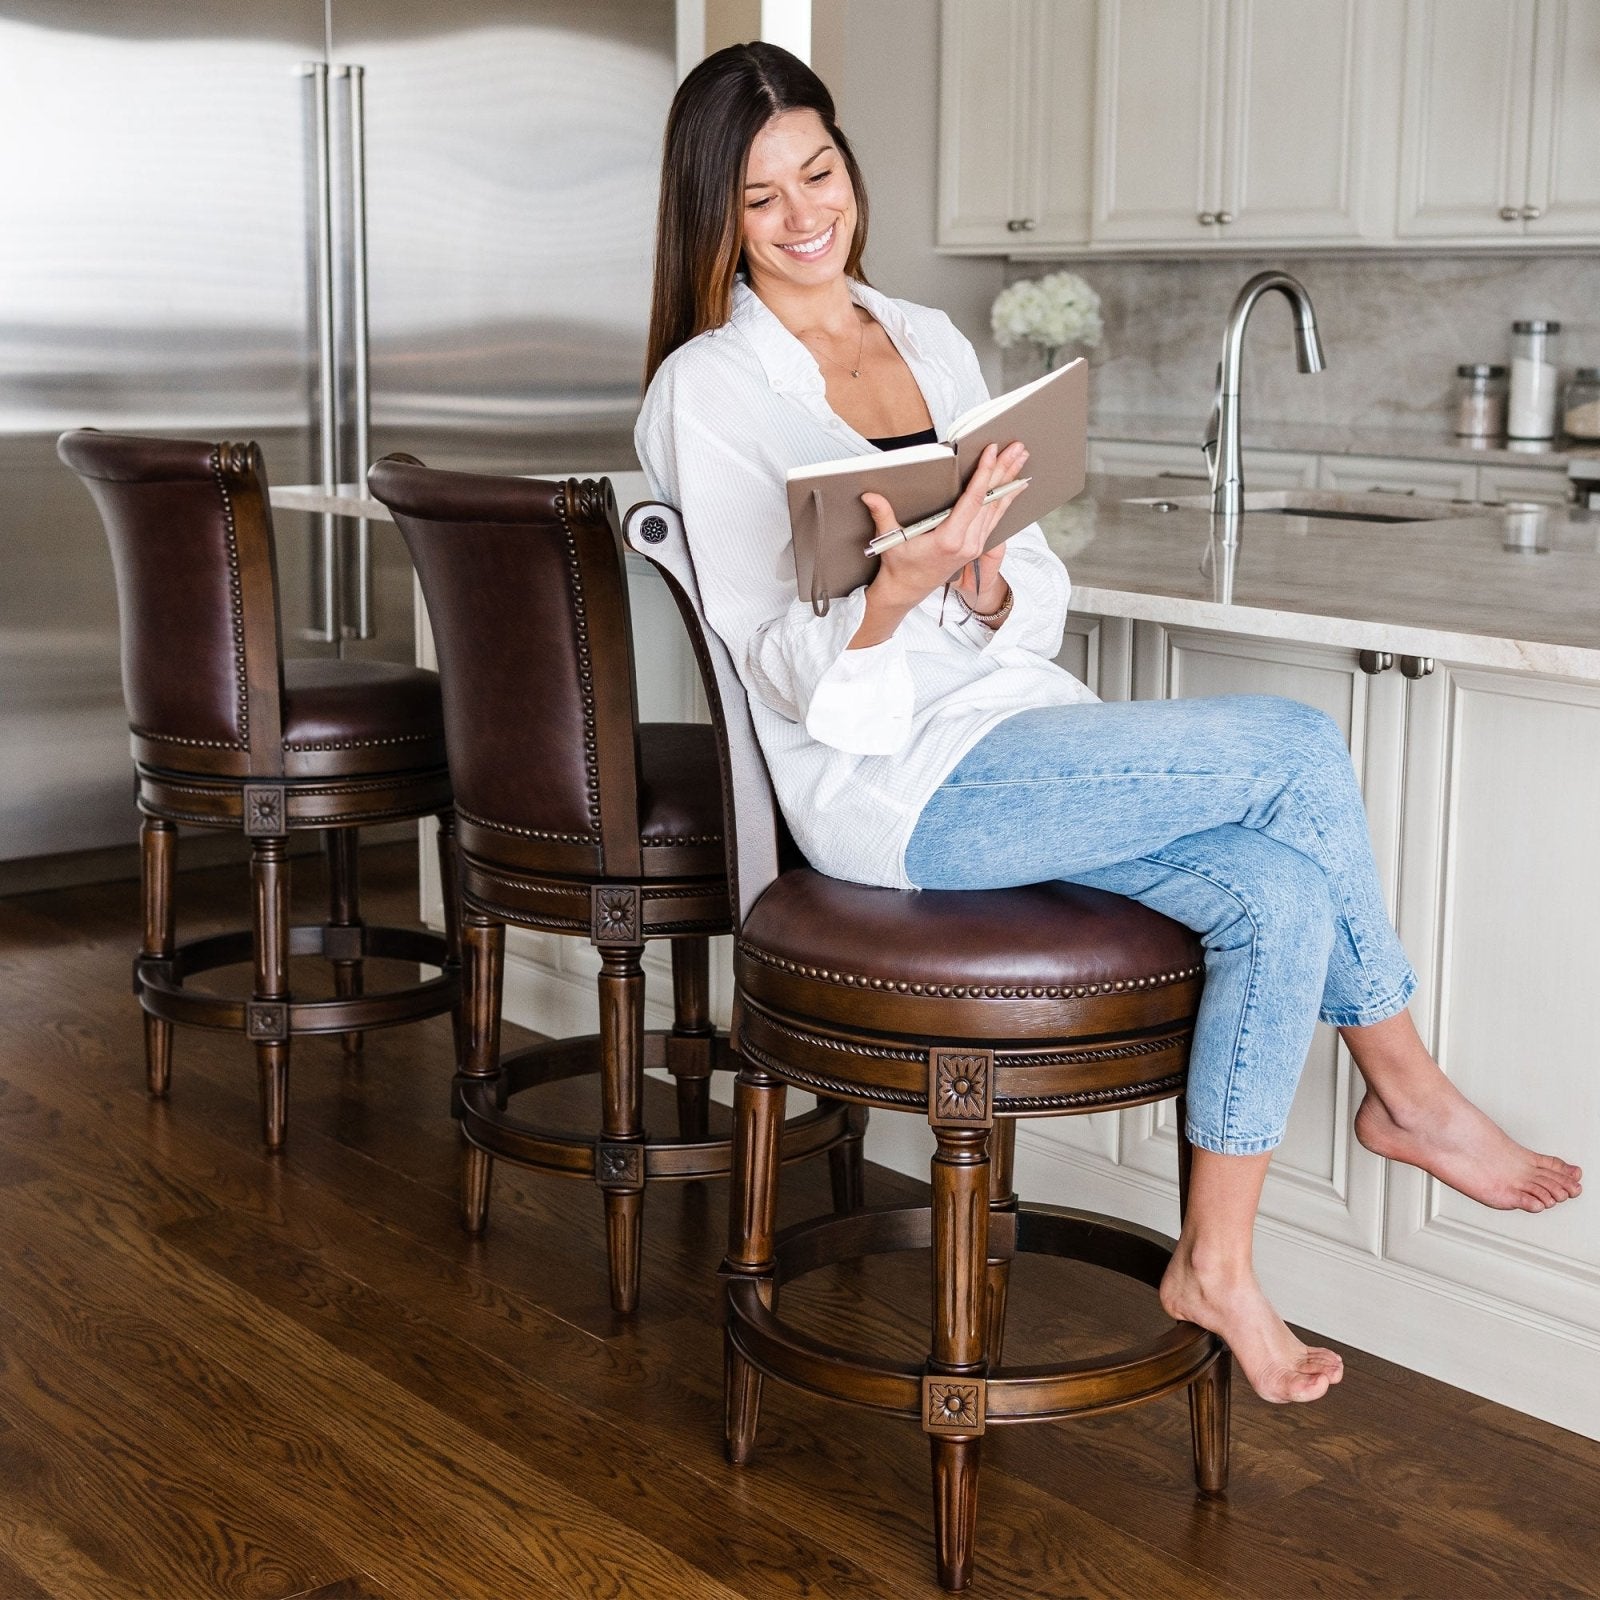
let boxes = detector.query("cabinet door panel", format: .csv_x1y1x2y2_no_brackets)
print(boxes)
1222,0,1369,240
1092,0,1226,243
1524,0,1600,237
1476,463,1571,507
1388,667,1600,1332
1120,624,1401,1249
1397,0,1537,240
1025,0,1097,248
937,0,1031,248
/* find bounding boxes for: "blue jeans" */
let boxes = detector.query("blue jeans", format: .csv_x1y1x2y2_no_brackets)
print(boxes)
903,696,1417,1155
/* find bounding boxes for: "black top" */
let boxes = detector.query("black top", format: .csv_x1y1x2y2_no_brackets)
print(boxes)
867,425,939,450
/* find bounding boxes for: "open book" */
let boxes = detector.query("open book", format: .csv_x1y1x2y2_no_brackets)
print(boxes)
785,356,1087,613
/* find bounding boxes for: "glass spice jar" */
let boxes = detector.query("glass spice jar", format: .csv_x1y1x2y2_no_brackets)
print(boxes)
1562,368,1600,441
1508,319,1562,439
1454,363,1507,439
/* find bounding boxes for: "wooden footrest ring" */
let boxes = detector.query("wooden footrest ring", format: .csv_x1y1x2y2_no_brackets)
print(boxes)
456,1037,856,1183
135,925,458,1035
724,1200,1224,1426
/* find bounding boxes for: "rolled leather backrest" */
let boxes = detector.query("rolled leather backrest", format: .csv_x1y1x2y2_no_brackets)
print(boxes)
56,430,284,777
369,457,643,880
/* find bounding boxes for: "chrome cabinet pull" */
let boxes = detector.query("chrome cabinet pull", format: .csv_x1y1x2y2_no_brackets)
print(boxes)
1357,650,1394,675
1399,655,1435,678
1198,211,1217,225
1005,217,1036,232
1499,205,1521,221
1521,205,1542,221
1216,210,1234,224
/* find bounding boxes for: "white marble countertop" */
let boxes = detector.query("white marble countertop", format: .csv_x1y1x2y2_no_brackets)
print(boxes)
274,473,1600,683
1052,475,1600,681
1090,412,1600,470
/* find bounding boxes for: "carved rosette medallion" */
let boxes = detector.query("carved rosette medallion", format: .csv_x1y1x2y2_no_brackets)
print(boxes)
243,784,286,836
245,1002,289,1041
591,885,641,945
928,1047,994,1128
594,1141,644,1189
639,514,668,544
922,1375,986,1437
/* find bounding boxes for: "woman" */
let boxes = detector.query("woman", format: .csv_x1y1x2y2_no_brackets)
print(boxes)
634,43,1581,1405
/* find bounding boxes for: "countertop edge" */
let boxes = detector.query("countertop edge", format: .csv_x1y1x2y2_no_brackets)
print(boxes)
1069,583,1600,683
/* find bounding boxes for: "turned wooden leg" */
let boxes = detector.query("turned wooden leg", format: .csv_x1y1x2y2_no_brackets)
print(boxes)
983,1119,1018,1367
722,1051,785,1466
139,816,177,1096
667,936,713,1141
459,910,504,1235
250,834,291,1150
928,1123,990,1592
827,1101,868,1213
1177,1104,1233,1495
435,810,464,1066
325,828,364,1056
597,941,647,1315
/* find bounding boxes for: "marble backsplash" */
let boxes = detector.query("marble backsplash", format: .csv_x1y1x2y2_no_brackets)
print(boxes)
1000,254,1600,434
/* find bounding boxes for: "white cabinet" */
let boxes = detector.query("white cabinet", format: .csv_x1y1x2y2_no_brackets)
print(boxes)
1388,663,1600,1338
1033,614,1600,1435
936,0,1097,252
1092,0,1389,248
1398,0,1600,242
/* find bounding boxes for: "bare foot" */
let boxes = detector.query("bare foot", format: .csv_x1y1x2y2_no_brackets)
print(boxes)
1160,1253,1343,1404
1354,1086,1583,1212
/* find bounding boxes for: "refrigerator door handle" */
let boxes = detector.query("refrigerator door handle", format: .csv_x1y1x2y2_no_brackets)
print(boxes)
303,59,340,643
341,62,375,641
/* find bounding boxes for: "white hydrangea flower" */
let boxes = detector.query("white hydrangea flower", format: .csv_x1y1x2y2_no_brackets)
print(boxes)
990,271,1104,362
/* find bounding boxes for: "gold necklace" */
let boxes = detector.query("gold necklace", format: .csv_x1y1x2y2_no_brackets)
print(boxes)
805,312,869,379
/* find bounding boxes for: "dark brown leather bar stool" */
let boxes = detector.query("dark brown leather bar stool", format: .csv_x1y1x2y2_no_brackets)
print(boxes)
366,458,861,1315
58,430,460,1149
622,500,1231,1593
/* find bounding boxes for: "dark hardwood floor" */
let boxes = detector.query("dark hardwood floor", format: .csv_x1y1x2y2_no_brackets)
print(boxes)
2,843,1598,1600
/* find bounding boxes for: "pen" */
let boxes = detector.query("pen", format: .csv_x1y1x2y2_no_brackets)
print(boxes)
864,476,1032,556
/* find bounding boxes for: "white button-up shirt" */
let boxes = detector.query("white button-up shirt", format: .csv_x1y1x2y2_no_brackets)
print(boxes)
634,279,1097,889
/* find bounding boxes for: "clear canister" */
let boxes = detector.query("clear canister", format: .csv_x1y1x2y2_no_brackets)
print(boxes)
1453,364,1506,439
1508,319,1562,440
1563,368,1600,441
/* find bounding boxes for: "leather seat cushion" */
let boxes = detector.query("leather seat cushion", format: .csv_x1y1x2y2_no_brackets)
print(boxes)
738,869,1203,1040
281,659,447,777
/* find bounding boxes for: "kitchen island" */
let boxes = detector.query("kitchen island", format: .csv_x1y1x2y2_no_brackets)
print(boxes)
1031,475,1600,1444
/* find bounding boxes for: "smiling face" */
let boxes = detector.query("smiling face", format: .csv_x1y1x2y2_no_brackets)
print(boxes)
740,107,858,297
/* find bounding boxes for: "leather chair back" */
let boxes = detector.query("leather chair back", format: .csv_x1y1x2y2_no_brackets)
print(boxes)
57,430,286,779
621,501,785,927
369,458,646,881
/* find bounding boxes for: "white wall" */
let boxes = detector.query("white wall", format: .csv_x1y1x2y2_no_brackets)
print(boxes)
833,0,1004,389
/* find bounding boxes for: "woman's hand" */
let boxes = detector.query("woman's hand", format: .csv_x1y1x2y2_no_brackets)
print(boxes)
849,440,1028,648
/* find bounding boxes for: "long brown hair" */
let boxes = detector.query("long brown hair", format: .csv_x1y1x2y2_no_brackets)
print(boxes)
644,42,870,388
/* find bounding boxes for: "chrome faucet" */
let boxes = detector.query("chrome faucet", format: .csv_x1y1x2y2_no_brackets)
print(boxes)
1204,271,1326,519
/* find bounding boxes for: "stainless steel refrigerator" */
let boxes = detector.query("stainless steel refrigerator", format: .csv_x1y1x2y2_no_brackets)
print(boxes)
0,0,676,864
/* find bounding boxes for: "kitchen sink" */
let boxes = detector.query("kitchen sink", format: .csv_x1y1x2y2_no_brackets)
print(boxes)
1126,487,1488,524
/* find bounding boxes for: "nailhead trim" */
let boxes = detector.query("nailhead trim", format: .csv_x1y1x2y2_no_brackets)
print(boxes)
737,942,1203,999
642,833,723,847
131,726,247,751
208,446,252,750
282,732,438,752
554,482,604,839
456,806,596,846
